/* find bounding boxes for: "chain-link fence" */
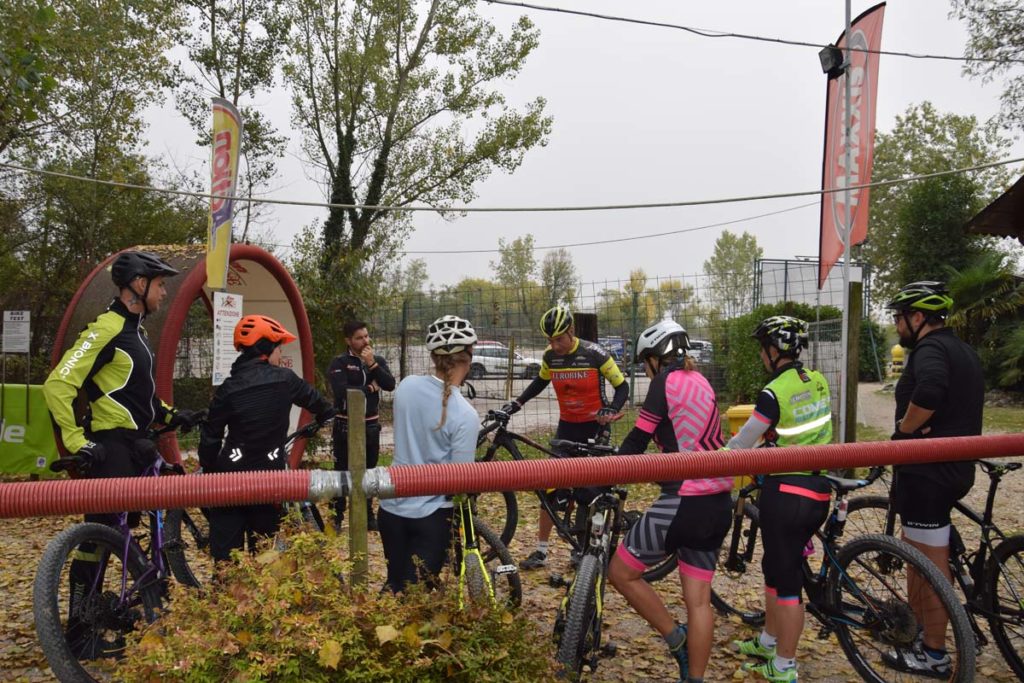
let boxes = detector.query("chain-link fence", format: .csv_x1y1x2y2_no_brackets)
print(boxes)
173,266,862,444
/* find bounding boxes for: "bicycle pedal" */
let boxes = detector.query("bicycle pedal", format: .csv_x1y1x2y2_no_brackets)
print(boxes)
816,626,833,640
600,641,618,657
548,573,568,588
494,563,518,576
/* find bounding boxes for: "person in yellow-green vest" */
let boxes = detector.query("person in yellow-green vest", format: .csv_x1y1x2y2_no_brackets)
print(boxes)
725,315,832,682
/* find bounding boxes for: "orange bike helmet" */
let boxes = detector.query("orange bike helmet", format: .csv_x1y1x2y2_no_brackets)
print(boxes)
233,315,297,351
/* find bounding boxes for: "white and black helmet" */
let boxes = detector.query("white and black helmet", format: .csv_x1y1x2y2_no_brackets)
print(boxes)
425,315,477,355
635,319,689,362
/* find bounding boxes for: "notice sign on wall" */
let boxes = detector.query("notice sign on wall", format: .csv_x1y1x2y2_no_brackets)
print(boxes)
212,292,243,386
2,311,30,354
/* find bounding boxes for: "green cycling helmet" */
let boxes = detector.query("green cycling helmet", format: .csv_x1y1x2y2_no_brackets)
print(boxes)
886,281,953,317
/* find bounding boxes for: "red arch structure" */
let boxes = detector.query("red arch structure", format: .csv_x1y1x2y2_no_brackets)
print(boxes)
52,244,316,465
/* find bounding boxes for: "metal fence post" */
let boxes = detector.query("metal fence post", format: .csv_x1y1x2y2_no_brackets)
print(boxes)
347,389,368,587
399,297,409,380
630,291,639,404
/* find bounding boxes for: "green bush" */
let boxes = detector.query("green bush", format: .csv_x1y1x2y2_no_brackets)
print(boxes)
119,529,557,682
858,318,887,382
722,302,841,403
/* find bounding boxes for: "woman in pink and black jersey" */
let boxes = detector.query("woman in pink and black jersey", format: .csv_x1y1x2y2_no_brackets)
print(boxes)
608,320,730,683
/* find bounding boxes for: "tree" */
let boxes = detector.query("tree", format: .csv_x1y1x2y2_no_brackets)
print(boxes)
282,0,551,320
952,1,1024,135
863,102,1012,302
491,235,537,314
702,230,762,319
0,2,57,156
396,258,429,298
174,0,290,240
540,248,578,308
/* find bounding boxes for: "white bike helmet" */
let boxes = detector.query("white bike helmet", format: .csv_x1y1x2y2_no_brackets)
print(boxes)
635,320,689,362
425,315,477,355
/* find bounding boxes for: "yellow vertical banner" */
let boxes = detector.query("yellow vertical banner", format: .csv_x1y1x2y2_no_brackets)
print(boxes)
206,97,243,290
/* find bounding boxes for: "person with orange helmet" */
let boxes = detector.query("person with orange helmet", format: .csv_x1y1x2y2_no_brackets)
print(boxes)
199,314,335,561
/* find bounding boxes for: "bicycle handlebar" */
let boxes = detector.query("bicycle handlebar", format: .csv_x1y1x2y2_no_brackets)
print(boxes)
548,439,617,456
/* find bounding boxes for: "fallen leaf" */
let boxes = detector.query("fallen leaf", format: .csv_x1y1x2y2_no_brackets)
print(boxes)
318,640,342,670
376,624,399,645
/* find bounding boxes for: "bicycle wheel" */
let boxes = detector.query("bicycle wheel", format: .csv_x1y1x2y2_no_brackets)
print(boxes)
711,501,765,626
474,440,522,548
830,534,975,683
845,495,902,539
475,520,522,609
556,553,602,679
164,506,213,588
986,534,1024,678
34,522,164,683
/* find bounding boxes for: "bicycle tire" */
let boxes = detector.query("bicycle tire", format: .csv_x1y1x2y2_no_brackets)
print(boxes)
164,507,212,588
845,495,902,539
34,522,164,683
556,553,602,680
475,520,522,609
474,439,522,548
710,501,765,626
986,534,1024,678
830,534,975,683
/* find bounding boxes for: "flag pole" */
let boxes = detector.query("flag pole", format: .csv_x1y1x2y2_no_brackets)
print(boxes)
839,0,853,443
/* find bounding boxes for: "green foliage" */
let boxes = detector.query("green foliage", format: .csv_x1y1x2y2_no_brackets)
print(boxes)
863,102,1013,303
0,1,57,155
596,269,704,341
539,248,578,308
118,530,557,682
283,0,551,323
701,230,763,319
953,1,1024,135
859,317,886,382
947,251,1024,389
492,235,537,314
722,302,841,403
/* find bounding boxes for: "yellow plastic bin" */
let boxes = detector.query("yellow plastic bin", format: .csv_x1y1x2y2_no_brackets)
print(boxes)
889,343,905,379
725,404,755,491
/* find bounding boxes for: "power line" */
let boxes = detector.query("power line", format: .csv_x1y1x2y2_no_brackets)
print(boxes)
2,155,1021,214
399,201,819,254
483,0,1024,66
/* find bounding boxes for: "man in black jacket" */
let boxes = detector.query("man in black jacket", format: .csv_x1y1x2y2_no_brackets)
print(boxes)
884,281,983,678
200,314,334,562
327,321,396,530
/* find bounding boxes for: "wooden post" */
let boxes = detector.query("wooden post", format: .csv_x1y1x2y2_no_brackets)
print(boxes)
347,389,368,587
844,280,862,445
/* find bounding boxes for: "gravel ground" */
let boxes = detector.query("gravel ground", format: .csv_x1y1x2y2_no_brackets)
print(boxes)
2,381,1022,681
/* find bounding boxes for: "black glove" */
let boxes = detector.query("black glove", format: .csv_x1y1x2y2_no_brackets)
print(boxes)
500,401,521,416
131,438,160,469
891,429,916,441
596,407,618,419
51,441,106,473
170,408,205,433
298,421,322,439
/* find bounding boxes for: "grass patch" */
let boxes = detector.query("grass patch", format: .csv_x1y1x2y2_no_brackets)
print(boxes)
983,405,1024,434
856,423,890,442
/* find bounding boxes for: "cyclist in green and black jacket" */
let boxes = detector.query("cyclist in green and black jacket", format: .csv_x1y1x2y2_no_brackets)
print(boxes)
43,250,202,658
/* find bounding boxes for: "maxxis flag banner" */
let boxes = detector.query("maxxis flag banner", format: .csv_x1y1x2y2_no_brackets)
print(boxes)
818,2,885,289
206,97,243,290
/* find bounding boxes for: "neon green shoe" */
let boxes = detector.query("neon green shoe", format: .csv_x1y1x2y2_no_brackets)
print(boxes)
733,637,775,660
744,659,798,682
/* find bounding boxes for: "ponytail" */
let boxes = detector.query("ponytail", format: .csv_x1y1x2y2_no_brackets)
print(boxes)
432,350,471,430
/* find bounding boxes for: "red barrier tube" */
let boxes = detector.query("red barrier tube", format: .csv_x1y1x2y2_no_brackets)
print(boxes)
383,434,1024,499
0,471,312,519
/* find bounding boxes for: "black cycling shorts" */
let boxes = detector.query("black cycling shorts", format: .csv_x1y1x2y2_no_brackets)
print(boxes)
759,475,831,602
548,420,606,508
892,469,972,531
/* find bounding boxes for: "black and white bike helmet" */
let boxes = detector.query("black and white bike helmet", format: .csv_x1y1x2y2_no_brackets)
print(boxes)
425,315,477,355
635,320,689,362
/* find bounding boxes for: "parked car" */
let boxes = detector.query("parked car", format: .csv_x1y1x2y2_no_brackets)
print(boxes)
688,339,714,364
469,342,543,379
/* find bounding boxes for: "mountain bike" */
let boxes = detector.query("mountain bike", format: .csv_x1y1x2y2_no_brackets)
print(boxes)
844,460,1024,678
550,455,628,679
163,417,334,588
714,469,976,683
34,433,187,683
476,409,674,582
451,494,521,610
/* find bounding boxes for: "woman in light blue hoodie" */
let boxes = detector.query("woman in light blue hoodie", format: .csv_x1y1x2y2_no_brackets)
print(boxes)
378,315,479,593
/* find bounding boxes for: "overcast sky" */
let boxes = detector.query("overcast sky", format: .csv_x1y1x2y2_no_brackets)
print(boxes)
145,0,1024,290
